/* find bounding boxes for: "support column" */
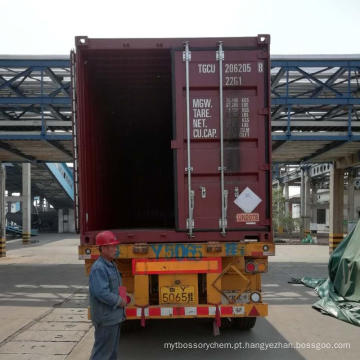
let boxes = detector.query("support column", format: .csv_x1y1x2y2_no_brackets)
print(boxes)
300,168,311,239
58,209,64,233
46,199,50,211
68,208,75,233
284,183,290,217
329,165,344,253
310,183,318,243
278,182,284,233
0,164,6,257
347,169,355,233
300,169,305,239
311,184,318,224
39,196,44,212
22,163,31,245
304,172,311,237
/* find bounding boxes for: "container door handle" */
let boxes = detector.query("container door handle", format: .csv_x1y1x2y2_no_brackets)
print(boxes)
183,41,194,236
217,42,227,235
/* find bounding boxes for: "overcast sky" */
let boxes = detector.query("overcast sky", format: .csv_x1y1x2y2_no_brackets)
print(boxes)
1,0,359,55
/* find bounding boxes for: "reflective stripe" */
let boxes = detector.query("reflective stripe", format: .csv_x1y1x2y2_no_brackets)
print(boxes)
185,307,196,316
149,307,161,316
136,308,149,317
173,307,185,316
208,306,216,316
126,308,136,317
160,307,173,316
197,307,209,316
233,306,245,315
125,304,264,318
221,306,233,315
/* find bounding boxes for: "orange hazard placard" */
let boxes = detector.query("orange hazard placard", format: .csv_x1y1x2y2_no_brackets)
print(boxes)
236,213,259,222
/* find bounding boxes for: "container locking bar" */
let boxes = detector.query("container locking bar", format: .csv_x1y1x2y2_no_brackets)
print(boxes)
183,42,194,236
217,42,226,235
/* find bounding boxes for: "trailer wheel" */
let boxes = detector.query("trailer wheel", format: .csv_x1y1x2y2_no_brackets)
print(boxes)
233,317,256,330
221,317,233,329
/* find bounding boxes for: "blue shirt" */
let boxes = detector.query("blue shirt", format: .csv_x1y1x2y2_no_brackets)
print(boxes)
89,256,126,326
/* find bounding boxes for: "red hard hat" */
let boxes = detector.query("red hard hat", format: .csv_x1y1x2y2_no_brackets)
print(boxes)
95,231,120,246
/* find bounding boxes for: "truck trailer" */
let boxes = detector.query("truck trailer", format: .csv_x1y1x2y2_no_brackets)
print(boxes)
74,35,275,332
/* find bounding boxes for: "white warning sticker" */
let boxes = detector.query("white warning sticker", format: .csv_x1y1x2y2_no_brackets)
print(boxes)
234,187,262,213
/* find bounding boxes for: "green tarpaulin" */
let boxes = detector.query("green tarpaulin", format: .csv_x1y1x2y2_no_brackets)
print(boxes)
299,221,360,326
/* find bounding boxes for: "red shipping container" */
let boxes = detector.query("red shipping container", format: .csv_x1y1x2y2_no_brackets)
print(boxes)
73,35,272,245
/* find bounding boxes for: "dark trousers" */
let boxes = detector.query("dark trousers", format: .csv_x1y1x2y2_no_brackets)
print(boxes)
90,323,121,360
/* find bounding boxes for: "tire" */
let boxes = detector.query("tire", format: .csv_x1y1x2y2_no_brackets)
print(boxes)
221,317,233,329
233,317,257,330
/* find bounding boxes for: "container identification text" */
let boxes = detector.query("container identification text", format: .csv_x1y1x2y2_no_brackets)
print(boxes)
192,98,217,138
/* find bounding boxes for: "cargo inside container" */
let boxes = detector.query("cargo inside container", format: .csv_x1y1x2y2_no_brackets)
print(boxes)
80,49,175,230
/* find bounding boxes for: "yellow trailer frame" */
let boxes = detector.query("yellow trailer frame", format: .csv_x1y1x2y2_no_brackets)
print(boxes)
80,241,274,322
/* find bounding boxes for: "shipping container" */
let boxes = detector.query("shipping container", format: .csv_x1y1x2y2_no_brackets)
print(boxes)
75,35,275,332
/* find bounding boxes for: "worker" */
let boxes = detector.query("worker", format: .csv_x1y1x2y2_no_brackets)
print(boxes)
89,231,126,360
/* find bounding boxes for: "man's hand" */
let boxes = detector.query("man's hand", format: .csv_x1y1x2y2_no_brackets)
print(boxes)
118,297,127,307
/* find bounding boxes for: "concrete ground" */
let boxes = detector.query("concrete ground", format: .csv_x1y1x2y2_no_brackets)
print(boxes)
0,234,358,359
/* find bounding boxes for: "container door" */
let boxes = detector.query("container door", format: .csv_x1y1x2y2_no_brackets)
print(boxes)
172,44,222,234
172,38,270,235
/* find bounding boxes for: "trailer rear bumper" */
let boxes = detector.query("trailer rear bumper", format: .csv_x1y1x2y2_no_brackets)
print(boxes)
125,303,267,319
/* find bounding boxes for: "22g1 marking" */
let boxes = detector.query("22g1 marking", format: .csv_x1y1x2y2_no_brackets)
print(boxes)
225,76,242,86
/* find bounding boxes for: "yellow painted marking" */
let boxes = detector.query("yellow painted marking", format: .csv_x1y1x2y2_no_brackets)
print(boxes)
135,259,220,273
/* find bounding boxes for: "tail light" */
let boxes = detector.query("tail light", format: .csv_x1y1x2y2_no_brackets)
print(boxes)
245,258,268,273
245,261,256,273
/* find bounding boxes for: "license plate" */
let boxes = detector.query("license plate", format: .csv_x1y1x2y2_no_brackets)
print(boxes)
160,286,195,304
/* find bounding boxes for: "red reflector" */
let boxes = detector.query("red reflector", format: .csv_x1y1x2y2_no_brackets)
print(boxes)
173,307,185,316
149,308,161,316
221,306,233,315
251,251,263,257
126,308,137,317
246,262,256,272
249,306,260,316
197,307,209,315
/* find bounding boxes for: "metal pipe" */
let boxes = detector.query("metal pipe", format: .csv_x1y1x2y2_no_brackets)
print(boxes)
218,42,226,235
184,42,193,236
